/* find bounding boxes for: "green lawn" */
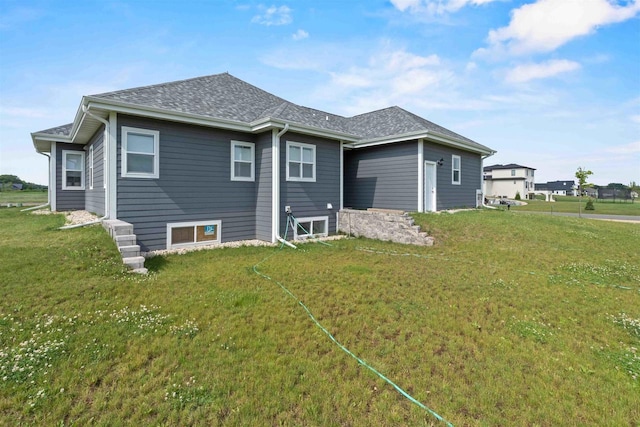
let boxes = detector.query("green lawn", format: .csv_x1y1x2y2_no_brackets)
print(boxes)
511,196,640,216
0,190,48,204
0,208,638,425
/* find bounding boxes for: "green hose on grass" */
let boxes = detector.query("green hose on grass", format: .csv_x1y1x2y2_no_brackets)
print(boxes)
252,241,453,426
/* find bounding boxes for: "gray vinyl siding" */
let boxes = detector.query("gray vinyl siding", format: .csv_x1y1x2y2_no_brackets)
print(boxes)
280,132,341,240
426,144,482,210
344,141,419,211
84,126,105,216
55,143,85,211
116,115,259,251
254,132,273,241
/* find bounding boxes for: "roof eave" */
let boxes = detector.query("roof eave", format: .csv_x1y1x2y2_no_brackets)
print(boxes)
250,117,360,141
31,132,73,153
84,97,254,133
83,98,361,142
346,130,495,155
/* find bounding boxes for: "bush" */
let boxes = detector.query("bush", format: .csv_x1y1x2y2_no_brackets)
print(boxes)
515,192,521,200
585,198,595,210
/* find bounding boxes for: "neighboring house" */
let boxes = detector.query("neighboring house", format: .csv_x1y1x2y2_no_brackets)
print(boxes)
483,164,536,199
535,180,577,196
32,73,495,251
0,183,24,190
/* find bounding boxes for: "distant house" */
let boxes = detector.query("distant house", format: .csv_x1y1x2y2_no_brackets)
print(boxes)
535,180,576,196
32,73,495,251
483,164,536,199
0,183,24,190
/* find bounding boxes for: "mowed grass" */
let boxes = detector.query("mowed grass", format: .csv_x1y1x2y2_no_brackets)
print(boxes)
0,208,638,426
511,195,640,216
0,191,48,204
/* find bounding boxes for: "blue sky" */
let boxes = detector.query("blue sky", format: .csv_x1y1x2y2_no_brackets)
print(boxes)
1,0,639,186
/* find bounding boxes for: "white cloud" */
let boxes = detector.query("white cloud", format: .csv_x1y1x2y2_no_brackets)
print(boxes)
476,0,640,58
631,115,640,124
504,59,581,83
292,29,308,40
318,46,453,114
605,141,640,154
251,5,292,26
0,106,48,119
390,0,501,15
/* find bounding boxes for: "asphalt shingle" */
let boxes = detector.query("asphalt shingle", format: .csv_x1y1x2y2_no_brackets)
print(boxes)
42,73,492,152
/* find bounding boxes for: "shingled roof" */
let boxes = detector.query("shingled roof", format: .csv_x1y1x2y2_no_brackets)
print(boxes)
35,73,493,154
484,163,536,171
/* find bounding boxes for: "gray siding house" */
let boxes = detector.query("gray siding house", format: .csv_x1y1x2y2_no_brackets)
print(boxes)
32,73,495,251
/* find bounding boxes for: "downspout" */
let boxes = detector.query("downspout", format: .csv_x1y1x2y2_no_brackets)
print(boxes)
59,105,111,229
481,152,497,209
273,123,291,244
21,151,51,212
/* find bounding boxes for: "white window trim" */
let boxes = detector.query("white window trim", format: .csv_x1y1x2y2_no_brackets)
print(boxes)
230,140,255,182
166,220,222,249
286,141,316,182
122,126,160,179
293,216,328,240
452,155,461,185
62,150,85,190
89,145,94,190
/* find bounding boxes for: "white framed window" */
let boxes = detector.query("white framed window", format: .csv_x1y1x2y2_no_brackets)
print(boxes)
286,141,316,182
62,150,85,190
230,141,255,181
451,155,461,185
167,220,221,249
293,216,328,240
122,126,159,178
511,169,516,176
89,145,94,189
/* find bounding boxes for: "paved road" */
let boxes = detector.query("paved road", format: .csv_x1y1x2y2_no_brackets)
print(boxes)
514,210,640,223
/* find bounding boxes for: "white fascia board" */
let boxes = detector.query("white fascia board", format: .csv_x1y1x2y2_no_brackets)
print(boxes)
84,98,253,133
348,130,495,156
82,98,359,144
250,117,360,142
31,133,72,153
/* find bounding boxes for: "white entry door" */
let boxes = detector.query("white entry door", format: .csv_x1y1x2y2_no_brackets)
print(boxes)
424,161,437,212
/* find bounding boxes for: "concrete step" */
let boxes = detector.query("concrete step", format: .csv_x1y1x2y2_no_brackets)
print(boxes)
123,256,145,270
103,219,134,237
119,245,140,258
131,268,148,275
115,234,137,247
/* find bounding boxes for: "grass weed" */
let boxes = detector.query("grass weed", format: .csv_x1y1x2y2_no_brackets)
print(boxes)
0,207,638,425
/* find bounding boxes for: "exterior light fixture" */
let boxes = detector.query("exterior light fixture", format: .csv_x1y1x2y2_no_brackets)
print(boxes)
437,158,444,166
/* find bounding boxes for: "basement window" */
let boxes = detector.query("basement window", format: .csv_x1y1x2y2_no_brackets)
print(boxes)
167,220,221,249
293,216,328,240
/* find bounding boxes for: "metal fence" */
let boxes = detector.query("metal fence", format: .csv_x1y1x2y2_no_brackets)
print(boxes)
597,188,632,201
